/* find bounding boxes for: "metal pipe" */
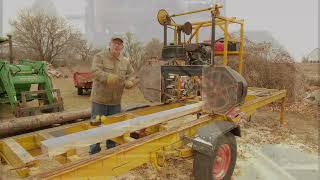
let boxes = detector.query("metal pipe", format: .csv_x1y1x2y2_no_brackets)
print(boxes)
170,5,225,18
216,16,244,24
8,35,13,64
192,21,227,28
188,24,203,43
211,13,216,65
170,7,213,17
0,0,3,36
239,23,244,74
164,24,167,47
223,20,228,65
177,30,181,45
170,5,223,18
174,27,177,44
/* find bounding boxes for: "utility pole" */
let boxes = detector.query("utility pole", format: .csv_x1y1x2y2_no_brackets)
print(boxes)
0,0,3,36
85,0,95,43
8,34,13,64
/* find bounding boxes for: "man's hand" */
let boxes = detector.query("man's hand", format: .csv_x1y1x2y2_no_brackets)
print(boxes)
107,74,120,86
124,80,134,89
90,115,102,126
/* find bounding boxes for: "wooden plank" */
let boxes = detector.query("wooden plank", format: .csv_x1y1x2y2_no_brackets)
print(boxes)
3,138,35,164
38,132,55,140
41,102,203,157
1,138,37,177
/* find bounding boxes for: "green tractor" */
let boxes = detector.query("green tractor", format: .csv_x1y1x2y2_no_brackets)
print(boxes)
0,36,64,117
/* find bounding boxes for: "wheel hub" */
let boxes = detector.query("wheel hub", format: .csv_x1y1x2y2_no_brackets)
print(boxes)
213,144,231,180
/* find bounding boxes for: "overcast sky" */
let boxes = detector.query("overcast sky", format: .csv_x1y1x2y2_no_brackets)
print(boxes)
1,0,318,60
227,0,318,60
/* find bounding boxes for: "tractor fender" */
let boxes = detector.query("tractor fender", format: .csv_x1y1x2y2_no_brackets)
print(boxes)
191,120,240,156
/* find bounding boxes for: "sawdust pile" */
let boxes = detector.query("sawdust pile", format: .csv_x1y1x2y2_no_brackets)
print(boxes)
47,63,67,78
237,109,318,159
266,101,318,114
112,157,193,180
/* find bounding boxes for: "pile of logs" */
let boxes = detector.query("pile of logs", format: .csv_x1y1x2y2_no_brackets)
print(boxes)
47,64,66,78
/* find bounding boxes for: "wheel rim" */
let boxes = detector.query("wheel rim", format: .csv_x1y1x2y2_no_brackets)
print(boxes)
213,144,231,180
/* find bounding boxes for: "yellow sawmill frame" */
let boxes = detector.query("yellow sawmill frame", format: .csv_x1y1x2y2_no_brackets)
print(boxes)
165,5,244,74
0,87,286,180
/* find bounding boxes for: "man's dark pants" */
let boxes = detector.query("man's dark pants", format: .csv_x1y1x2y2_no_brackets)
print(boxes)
89,102,121,154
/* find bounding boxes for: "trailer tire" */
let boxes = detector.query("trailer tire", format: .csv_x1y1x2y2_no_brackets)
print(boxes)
193,132,237,180
77,88,83,95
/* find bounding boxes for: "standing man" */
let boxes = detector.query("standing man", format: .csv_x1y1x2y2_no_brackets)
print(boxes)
89,34,135,154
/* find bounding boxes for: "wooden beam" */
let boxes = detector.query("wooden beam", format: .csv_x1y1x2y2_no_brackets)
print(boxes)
1,138,36,177
38,132,55,140
41,102,203,157
3,138,35,164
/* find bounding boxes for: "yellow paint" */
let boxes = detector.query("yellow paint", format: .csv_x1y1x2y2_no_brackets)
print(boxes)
239,23,244,74
1,140,32,177
63,123,90,134
171,7,213,17
14,135,38,151
179,148,193,158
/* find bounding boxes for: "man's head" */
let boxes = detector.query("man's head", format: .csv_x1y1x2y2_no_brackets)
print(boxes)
109,34,124,57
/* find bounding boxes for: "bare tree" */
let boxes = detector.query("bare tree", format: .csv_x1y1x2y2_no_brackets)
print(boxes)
240,40,303,101
123,32,144,70
144,38,162,59
73,39,99,62
10,9,81,64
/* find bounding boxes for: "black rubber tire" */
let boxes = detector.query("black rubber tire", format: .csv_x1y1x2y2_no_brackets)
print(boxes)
77,88,83,95
193,132,237,180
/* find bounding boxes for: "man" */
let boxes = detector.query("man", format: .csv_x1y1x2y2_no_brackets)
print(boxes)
89,34,135,154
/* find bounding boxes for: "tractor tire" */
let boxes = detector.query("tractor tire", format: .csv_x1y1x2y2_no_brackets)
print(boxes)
193,132,237,180
77,88,83,95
